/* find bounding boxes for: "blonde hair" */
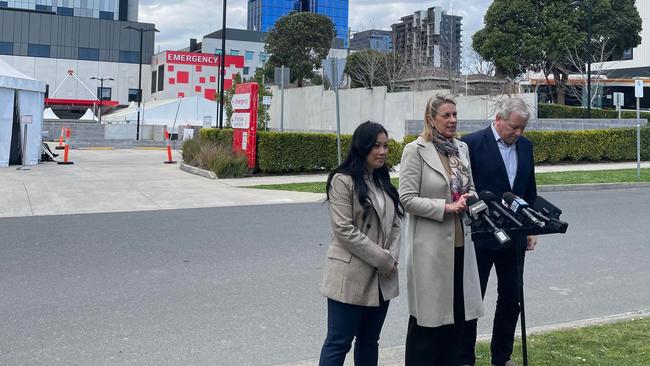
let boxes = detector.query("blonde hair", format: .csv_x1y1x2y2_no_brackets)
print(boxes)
421,95,457,141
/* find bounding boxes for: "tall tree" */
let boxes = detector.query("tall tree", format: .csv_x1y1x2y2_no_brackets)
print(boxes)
344,50,387,89
265,11,336,87
473,0,641,104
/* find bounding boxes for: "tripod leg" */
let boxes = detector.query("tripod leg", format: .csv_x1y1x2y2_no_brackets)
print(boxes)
516,239,528,366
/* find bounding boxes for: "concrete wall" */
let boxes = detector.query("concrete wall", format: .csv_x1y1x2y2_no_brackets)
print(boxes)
267,86,537,141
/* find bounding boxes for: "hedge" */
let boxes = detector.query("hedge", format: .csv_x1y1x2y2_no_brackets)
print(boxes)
256,131,403,173
199,128,233,149
526,128,650,164
199,127,648,174
538,103,650,120
406,127,649,164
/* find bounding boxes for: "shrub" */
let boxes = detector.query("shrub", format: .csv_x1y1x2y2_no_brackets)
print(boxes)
403,127,649,164
198,144,248,178
184,132,248,178
181,138,201,165
256,131,403,174
538,104,650,120
199,128,233,149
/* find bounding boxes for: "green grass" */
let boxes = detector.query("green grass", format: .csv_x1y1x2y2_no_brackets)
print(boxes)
535,168,650,185
474,317,650,366
249,169,650,193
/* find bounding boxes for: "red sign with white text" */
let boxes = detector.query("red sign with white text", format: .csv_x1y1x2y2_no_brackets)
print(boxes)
232,82,258,169
165,51,244,68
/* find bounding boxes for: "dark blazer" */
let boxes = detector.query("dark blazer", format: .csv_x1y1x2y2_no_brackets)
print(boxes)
461,126,537,247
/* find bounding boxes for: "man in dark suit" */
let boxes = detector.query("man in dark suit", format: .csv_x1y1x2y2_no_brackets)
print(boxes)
460,98,538,366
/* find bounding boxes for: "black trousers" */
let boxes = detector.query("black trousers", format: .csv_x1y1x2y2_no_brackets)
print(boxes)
460,239,526,366
319,293,390,366
405,247,465,366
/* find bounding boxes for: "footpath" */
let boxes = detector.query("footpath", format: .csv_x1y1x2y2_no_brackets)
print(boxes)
0,147,648,218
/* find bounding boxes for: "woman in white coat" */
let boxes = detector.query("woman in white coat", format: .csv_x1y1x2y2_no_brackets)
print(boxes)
399,95,484,366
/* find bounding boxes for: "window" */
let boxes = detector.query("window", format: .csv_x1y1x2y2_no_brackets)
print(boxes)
151,70,157,93
28,44,50,57
243,67,250,75
57,6,73,16
97,87,112,100
230,49,240,55
0,1,8,7
157,65,164,92
215,49,222,55
129,88,139,102
78,47,99,61
0,41,12,55
35,4,52,11
99,11,114,20
259,52,268,62
119,50,139,63
245,51,254,61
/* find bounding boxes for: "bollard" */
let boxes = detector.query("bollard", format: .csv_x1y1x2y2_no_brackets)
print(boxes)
55,127,66,150
163,128,177,164
57,142,74,165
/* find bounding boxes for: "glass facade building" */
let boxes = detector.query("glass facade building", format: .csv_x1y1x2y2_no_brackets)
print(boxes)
1,0,137,21
247,0,349,47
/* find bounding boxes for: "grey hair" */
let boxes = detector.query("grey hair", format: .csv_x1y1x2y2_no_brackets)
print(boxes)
497,98,531,122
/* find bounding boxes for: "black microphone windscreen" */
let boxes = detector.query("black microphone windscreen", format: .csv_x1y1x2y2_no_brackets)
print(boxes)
502,192,516,205
479,190,496,202
466,195,479,206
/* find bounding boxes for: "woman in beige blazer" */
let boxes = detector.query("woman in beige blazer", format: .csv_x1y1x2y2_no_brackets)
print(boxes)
399,96,484,366
319,121,403,366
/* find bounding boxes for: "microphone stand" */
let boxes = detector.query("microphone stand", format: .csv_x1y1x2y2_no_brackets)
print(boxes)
515,237,529,366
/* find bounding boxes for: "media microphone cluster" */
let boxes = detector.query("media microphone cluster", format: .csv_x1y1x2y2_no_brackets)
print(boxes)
465,191,569,247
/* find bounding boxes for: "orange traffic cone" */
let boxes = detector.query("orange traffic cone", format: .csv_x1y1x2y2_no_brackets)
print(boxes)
57,142,74,165
55,127,66,150
163,128,176,164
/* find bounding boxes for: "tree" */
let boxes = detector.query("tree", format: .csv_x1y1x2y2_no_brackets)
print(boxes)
265,11,336,87
250,68,273,130
383,52,406,92
473,0,641,104
344,50,387,88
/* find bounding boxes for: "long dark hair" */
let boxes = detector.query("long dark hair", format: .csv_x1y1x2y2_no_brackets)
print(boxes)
326,121,403,220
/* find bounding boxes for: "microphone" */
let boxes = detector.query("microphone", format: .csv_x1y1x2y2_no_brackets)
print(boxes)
502,192,545,228
479,190,523,227
466,196,511,245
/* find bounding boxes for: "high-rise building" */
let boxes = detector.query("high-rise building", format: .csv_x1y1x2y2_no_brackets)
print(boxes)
349,30,392,53
391,7,461,72
247,0,349,47
0,0,154,108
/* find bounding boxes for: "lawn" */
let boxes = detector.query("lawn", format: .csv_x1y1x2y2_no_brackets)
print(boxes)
249,168,650,193
474,317,650,366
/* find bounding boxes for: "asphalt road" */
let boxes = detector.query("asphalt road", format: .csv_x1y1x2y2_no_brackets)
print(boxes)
1,188,649,366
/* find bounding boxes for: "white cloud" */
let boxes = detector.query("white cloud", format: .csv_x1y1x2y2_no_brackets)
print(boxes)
139,0,492,54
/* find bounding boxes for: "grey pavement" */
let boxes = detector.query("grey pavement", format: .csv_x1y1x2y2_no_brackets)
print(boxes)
1,188,649,365
0,147,323,218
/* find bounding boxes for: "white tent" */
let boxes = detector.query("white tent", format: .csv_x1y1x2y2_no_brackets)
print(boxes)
0,59,46,167
44,108,60,119
102,96,217,128
79,108,98,121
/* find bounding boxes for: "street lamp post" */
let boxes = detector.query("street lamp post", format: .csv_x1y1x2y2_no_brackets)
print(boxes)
125,26,159,140
571,0,592,118
218,0,227,129
90,76,114,125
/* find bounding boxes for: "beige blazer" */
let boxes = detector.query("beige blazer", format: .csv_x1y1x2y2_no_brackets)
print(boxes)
399,136,484,327
320,173,401,306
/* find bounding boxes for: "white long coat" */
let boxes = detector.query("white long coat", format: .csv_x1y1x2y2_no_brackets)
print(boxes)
399,136,484,327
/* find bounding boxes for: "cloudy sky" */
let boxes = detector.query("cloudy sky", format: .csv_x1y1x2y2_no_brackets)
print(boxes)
139,0,492,57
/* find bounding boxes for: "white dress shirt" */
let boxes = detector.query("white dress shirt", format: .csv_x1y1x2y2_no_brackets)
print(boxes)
491,123,517,189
